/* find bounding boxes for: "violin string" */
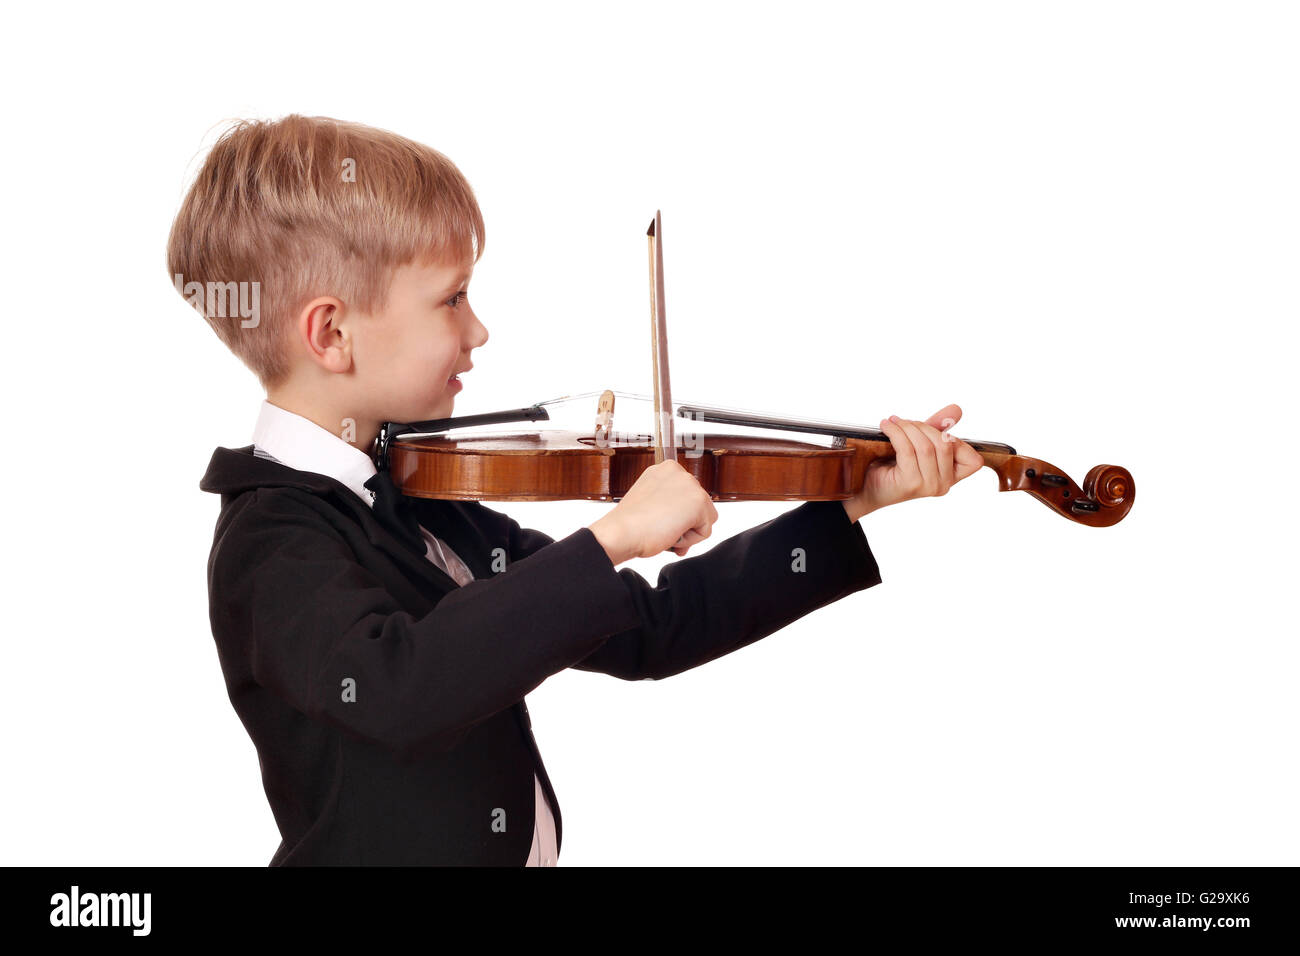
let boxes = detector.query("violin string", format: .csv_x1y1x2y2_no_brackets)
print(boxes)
533,389,655,407
532,390,880,434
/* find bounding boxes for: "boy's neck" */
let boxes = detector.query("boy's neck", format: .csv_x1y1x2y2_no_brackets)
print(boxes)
264,390,380,460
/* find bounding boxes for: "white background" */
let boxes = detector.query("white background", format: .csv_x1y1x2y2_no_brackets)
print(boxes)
1,0,1295,866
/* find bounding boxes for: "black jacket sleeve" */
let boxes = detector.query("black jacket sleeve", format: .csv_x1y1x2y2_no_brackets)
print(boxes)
209,489,641,762
481,498,884,681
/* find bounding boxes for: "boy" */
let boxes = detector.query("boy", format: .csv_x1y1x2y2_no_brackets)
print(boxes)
175,115,984,866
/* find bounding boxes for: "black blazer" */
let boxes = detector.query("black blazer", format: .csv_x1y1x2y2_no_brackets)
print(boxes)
199,445,882,865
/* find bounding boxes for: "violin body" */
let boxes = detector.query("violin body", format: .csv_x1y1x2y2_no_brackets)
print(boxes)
389,430,869,503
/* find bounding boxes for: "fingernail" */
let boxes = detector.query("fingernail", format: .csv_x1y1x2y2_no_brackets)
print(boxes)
889,415,900,423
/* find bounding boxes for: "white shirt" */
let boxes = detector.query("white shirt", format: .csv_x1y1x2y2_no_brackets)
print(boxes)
250,400,559,866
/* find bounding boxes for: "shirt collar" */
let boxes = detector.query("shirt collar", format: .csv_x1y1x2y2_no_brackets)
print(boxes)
251,400,378,509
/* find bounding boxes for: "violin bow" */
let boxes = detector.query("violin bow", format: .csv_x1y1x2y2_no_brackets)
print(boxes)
647,210,676,464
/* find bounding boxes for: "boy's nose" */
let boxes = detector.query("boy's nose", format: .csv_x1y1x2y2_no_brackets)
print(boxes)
470,313,488,348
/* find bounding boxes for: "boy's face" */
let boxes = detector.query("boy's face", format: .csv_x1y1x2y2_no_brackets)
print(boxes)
351,256,488,426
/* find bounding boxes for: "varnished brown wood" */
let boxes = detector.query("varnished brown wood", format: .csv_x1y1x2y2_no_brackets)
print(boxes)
389,430,860,502
388,428,1135,525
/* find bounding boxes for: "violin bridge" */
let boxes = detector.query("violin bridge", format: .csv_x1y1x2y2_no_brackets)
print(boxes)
594,389,616,450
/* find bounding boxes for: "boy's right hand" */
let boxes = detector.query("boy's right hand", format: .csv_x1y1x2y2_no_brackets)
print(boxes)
588,460,719,564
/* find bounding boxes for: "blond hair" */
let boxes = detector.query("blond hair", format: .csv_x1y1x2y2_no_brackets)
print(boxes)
167,115,485,389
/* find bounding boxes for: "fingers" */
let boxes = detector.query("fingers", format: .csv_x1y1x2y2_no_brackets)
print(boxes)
930,423,954,491
930,409,985,482
878,416,919,483
670,486,717,556
671,528,707,556
894,417,941,494
910,418,954,492
686,474,717,547
685,495,717,552
674,458,718,524
925,403,962,433
704,491,719,525
952,439,985,481
888,414,964,496
878,404,986,504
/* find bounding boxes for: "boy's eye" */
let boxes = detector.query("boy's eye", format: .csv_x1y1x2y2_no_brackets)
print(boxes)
446,290,469,309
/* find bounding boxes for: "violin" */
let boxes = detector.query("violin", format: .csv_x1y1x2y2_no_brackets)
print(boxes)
373,212,1134,529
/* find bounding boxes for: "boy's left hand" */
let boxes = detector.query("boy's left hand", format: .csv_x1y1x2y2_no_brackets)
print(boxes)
842,403,985,522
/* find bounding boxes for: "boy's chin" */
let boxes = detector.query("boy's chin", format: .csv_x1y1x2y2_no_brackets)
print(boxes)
428,396,456,420
383,400,454,427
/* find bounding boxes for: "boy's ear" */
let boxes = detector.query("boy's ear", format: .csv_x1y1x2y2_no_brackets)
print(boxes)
299,296,352,372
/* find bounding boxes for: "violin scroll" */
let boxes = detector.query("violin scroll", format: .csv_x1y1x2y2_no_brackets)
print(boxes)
985,452,1134,528
840,437,1133,527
